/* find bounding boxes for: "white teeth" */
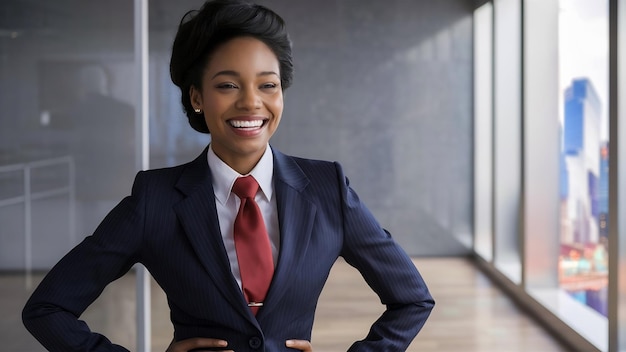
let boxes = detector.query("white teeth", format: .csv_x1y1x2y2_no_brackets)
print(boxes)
230,120,263,128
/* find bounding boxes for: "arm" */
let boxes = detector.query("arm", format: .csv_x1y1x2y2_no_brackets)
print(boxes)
334,162,435,351
22,173,147,352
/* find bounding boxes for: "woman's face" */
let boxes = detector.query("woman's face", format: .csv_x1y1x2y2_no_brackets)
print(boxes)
190,36,283,173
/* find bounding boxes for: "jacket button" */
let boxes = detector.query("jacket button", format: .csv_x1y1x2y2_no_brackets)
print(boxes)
248,336,262,349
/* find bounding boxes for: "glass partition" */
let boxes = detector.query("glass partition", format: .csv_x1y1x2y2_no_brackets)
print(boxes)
0,0,139,350
523,0,560,292
557,0,610,320
523,0,609,349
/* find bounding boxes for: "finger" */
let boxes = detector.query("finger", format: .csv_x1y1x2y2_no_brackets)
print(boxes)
286,339,313,351
166,337,230,352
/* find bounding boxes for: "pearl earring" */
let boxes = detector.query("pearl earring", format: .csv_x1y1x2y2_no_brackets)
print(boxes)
194,108,202,114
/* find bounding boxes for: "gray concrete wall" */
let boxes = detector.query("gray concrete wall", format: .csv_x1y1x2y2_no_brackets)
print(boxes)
261,0,474,256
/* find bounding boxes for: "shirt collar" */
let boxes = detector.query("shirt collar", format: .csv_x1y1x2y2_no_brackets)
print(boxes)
207,144,274,205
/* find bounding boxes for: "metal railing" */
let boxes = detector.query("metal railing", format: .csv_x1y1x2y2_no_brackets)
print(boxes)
0,156,75,288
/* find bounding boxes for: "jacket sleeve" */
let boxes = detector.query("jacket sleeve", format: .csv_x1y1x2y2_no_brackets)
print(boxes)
334,162,435,351
21,172,147,352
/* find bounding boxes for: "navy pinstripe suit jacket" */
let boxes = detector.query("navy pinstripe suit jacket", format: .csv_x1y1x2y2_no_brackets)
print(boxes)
23,147,434,351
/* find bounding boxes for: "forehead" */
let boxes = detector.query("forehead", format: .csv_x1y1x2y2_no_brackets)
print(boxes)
205,37,280,73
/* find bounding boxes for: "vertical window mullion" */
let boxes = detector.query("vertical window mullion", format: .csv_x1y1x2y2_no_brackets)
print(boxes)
134,0,150,351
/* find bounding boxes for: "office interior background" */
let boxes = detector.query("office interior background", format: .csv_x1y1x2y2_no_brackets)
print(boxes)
2,0,626,351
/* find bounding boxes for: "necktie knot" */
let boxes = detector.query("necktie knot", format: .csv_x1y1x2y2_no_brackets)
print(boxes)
233,176,259,200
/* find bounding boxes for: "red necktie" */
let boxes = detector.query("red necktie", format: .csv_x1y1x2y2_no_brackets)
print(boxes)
232,176,274,315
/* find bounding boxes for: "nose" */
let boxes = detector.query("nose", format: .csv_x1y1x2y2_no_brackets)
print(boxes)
236,87,262,110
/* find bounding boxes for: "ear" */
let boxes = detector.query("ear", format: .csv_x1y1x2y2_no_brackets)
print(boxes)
189,85,202,111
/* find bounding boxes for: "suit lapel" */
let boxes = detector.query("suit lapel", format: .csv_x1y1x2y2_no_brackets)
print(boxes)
172,149,252,321
259,149,317,318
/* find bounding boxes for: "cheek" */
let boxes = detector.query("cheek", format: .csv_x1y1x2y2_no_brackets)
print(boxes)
204,93,225,109
203,94,230,120
269,94,284,117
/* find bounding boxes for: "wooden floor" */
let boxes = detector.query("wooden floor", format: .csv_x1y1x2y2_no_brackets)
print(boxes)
312,257,570,352
4,257,570,351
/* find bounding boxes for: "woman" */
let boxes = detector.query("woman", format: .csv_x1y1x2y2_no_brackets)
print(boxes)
22,1,434,351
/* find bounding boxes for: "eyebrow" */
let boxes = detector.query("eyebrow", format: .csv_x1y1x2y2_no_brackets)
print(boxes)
211,70,280,79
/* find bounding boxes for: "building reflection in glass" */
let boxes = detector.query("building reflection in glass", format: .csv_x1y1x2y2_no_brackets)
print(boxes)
559,78,609,317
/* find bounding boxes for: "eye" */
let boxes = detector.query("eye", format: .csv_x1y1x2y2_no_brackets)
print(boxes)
260,82,279,90
216,82,238,89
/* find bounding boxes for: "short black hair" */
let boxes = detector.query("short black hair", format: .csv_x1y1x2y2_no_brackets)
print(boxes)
169,0,294,133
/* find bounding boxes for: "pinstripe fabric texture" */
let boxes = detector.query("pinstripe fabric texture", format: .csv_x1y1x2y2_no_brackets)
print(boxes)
22,146,434,351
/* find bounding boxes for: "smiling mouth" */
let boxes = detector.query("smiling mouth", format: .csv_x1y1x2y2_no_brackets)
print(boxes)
228,119,268,129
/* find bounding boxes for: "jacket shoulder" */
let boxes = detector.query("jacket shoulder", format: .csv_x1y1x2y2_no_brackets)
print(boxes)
290,155,336,171
277,154,347,193
137,163,188,182
132,158,204,194
282,153,340,176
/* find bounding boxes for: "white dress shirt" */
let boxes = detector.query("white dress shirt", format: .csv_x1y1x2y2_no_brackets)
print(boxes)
207,144,280,290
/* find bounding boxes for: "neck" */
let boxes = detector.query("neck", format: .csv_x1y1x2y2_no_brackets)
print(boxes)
212,147,266,175
229,159,259,175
